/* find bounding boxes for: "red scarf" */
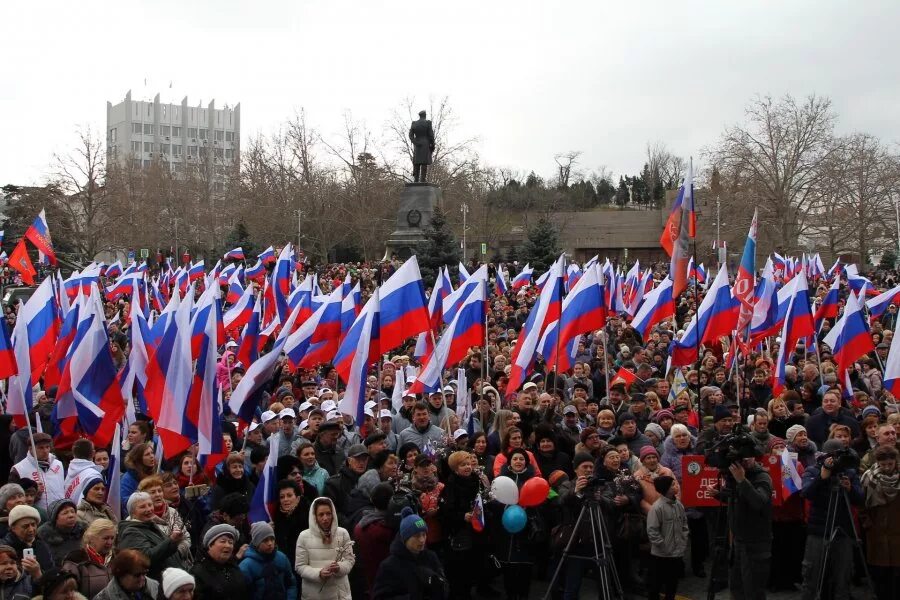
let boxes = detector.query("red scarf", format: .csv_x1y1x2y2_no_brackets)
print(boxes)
153,503,167,518
85,545,106,566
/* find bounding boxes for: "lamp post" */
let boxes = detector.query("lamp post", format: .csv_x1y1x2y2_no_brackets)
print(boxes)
460,202,469,261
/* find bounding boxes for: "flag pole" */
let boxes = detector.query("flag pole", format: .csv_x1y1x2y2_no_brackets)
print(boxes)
552,256,566,393
690,156,702,423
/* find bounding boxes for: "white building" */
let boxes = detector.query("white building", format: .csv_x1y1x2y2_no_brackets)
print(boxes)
106,90,240,190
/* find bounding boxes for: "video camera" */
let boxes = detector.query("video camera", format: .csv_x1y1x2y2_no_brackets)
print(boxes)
705,424,761,470
816,447,860,474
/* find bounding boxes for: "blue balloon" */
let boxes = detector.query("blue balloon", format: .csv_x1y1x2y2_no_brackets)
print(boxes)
502,505,527,534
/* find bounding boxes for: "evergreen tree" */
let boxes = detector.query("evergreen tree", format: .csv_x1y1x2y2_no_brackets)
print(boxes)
878,249,897,270
223,221,256,259
521,217,561,273
614,177,629,207
417,207,461,287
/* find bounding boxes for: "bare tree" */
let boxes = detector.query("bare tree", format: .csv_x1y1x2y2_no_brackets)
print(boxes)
815,133,896,263
554,151,581,189
707,94,839,253
51,128,123,260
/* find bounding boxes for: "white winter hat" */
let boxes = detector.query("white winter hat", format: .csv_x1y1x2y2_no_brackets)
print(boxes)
162,567,195,597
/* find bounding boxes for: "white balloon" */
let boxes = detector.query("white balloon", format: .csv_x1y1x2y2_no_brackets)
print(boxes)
491,475,519,505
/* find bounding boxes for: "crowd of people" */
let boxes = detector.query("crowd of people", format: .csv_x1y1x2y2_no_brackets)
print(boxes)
0,257,899,600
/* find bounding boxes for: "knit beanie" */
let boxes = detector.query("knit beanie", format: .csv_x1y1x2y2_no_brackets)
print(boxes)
654,409,674,423
250,522,275,548
572,452,594,469
48,499,77,526
653,475,675,496
162,568,195,597
767,437,786,452
618,412,637,426
8,504,40,527
0,484,25,509
398,506,427,542
82,476,105,497
713,405,731,423
644,423,665,441
785,425,806,444
203,523,238,548
639,446,659,461
861,405,882,419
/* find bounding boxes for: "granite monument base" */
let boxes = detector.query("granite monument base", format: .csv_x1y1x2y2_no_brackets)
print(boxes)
385,183,442,259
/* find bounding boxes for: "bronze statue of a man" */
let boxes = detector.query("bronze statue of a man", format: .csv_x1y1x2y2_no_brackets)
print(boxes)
409,110,435,183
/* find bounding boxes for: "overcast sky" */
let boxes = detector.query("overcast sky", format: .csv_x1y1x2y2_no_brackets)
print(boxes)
2,1,898,186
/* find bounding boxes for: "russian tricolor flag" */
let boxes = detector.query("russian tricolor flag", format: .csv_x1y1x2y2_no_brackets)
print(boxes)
336,292,381,424
781,447,802,498
410,279,486,394
511,264,533,289
495,264,509,296
0,316,18,380
547,263,606,365
814,278,841,331
224,247,245,261
258,246,276,265
378,256,429,355
865,283,900,320
632,277,675,339
669,265,739,367
52,287,126,449
414,266,453,358
224,287,256,332
772,272,814,396
284,286,343,369
249,434,279,523
507,256,564,396
245,259,266,282
24,209,56,265
823,289,874,376
22,277,59,385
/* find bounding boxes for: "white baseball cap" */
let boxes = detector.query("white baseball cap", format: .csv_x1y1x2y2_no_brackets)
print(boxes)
225,340,238,349
378,409,393,419
261,410,278,423
326,410,341,421
299,419,309,431
298,401,313,413
364,400,377,411
247,422,262,433
321,400,337,413
278,408,296,419
453,428,469,440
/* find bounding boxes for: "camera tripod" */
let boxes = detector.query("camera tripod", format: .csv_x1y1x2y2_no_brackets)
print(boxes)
814,483,876,600
543,498,623,600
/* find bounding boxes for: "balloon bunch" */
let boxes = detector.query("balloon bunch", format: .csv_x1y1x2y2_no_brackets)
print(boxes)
490,476,550,533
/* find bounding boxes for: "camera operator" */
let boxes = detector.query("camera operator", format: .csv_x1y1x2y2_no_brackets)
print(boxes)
799,439,864,600
711,452,773,600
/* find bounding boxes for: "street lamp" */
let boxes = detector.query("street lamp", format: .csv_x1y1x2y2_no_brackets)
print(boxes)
460,202,469,260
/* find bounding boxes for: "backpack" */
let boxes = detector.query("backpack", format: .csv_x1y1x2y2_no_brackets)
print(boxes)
386,488,422,530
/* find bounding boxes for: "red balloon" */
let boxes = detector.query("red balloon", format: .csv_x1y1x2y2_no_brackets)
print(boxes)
518,477,550,507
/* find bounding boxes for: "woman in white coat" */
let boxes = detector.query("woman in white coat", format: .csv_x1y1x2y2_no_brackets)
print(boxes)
295,496,355,600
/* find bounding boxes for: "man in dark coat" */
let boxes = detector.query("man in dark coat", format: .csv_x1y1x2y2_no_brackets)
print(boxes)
804,389,861,446
409,111,435,183
324,444,369,525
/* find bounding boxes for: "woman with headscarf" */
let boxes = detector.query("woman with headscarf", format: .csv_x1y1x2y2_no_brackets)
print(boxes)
294,497,355,600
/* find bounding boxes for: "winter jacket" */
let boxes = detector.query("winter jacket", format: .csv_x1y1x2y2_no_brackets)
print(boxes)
119,469,143,515
492,449,543,478
534,449,572,479
621,431,653,456
1,531,54,572
722,462,773,544
273,505,309,567
301,462,330,495
153,506,194,568
789,440,818,468
801,464,864,537
217,351,235,391
314,441,346,477
116,518,185,580
76,499,118,526
804,406,861,446
427,403,454,429
37,520,85,566
91,576,159,600
659,433,698,483
0,571,32,600
646,495,689,557
634,465,679,514
398,424,445,450
239,546,298,600
353,510,395,594
210,471,256,511
63,458,104,504
61,547,112,599
191,555,250,600
323,465,363,525
372,536,448,600
294,497,355,600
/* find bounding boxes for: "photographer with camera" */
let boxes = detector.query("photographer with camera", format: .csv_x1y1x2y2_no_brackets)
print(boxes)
799,439,864,600
708,425,773,600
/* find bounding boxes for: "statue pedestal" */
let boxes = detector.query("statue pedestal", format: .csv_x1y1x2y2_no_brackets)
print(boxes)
386,183,442,259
